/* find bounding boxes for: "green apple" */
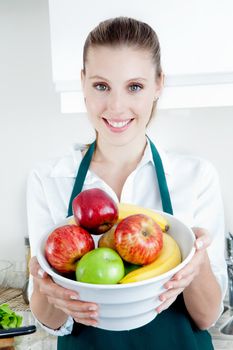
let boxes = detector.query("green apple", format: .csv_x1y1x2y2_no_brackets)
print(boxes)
76,247,125,284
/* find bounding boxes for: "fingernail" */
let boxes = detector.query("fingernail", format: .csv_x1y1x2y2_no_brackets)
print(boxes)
196,240,203,249
160,295,166,302
166,284,172,289
70,295,79,300
38,268,45,278
89,306,97,311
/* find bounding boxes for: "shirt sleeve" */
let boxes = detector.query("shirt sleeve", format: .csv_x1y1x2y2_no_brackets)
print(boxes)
27,169,74,336
27,169,55,257
193,160,228,303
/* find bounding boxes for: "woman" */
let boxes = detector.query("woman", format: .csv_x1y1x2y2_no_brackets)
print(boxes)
28,17,227,349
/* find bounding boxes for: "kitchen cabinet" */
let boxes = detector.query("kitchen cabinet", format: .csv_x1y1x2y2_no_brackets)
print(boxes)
48,0,233,112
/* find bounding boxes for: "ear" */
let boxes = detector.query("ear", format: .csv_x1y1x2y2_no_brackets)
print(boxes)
155,72,164,98
80,69,85,91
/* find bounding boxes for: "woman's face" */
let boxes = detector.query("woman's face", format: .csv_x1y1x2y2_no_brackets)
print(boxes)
81,45,163,146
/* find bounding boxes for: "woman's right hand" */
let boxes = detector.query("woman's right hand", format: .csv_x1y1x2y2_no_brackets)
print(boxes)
29,256,98,327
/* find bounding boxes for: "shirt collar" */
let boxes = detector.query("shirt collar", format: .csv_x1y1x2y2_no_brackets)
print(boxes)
50,143,86,178
50,139,171,178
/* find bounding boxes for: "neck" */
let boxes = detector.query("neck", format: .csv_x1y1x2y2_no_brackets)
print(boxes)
93,134,148,167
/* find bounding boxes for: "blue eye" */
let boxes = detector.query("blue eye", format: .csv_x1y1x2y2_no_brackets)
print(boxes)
94,83,109,91
129,84,142,92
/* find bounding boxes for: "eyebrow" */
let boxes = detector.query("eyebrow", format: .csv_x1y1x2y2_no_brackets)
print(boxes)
89,75,147,82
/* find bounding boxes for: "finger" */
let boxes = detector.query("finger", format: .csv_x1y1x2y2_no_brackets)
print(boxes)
29,256,48,278
33,275,79,300
74,317,98,327
49,297,98,314
30,257,80,301
192,227,212,250
156,296,177,313
31,262,86,304
192,227,209,238
169,263,196,282
164,274,194,290
38,277,80,301
195,236,211,251
169,247,206,282
29,257,48,279
57,307,98,327
71,311,98,320
159,287,184,302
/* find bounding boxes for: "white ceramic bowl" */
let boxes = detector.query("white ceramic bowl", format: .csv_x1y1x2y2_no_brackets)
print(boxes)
37,211,195,331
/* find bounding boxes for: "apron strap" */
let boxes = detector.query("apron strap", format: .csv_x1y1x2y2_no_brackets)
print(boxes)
67,141,96,217
67,137,173,217
148,138,173,215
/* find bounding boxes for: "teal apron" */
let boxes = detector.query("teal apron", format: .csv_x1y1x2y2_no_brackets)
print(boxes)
58,138,214,350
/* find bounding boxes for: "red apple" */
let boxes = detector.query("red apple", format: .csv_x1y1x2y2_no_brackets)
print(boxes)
45,225,94,273
72,188,119,235
114,214,163,265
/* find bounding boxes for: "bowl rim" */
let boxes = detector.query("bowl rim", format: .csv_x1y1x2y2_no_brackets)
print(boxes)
37,210,196,289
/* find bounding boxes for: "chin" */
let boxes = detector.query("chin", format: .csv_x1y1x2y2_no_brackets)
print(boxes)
99,129,145,146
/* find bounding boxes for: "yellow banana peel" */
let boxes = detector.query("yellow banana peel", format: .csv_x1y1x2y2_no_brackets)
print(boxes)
67,217,76,225
119,233,181,284
118,203,169,232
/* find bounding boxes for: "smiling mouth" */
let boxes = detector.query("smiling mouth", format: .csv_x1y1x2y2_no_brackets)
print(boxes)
103,118,134,129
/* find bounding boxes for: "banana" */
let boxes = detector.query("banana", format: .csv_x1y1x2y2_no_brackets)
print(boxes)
67,217,76,225
117,203,169,232
119,233,181,284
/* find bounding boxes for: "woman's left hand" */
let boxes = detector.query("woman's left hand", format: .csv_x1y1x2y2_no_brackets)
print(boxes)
156,227,212,314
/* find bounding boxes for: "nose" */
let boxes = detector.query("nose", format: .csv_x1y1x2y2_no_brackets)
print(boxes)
107,90,125,114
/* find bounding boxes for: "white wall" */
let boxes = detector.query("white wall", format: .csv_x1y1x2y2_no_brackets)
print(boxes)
150,107,233,237
0,0,232,266
50,0,233,111
0,0,93,265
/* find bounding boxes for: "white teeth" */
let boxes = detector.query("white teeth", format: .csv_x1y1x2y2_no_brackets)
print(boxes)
106,119,131,128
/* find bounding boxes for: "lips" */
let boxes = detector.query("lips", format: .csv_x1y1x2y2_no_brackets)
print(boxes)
102,118,134,132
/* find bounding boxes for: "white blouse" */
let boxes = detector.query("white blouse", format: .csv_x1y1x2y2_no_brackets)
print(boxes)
27,139,227,336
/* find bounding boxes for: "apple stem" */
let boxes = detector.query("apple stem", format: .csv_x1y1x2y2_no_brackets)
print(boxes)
142,231,149,237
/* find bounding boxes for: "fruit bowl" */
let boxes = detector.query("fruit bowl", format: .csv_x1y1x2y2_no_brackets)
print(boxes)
37,211,195,331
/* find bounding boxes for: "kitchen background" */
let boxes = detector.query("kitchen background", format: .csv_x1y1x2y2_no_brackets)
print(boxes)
0,0,233,284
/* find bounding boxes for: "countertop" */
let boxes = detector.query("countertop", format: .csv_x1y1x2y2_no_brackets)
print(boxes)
209,305,233,350
0,287,57,349
0,287,232,349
